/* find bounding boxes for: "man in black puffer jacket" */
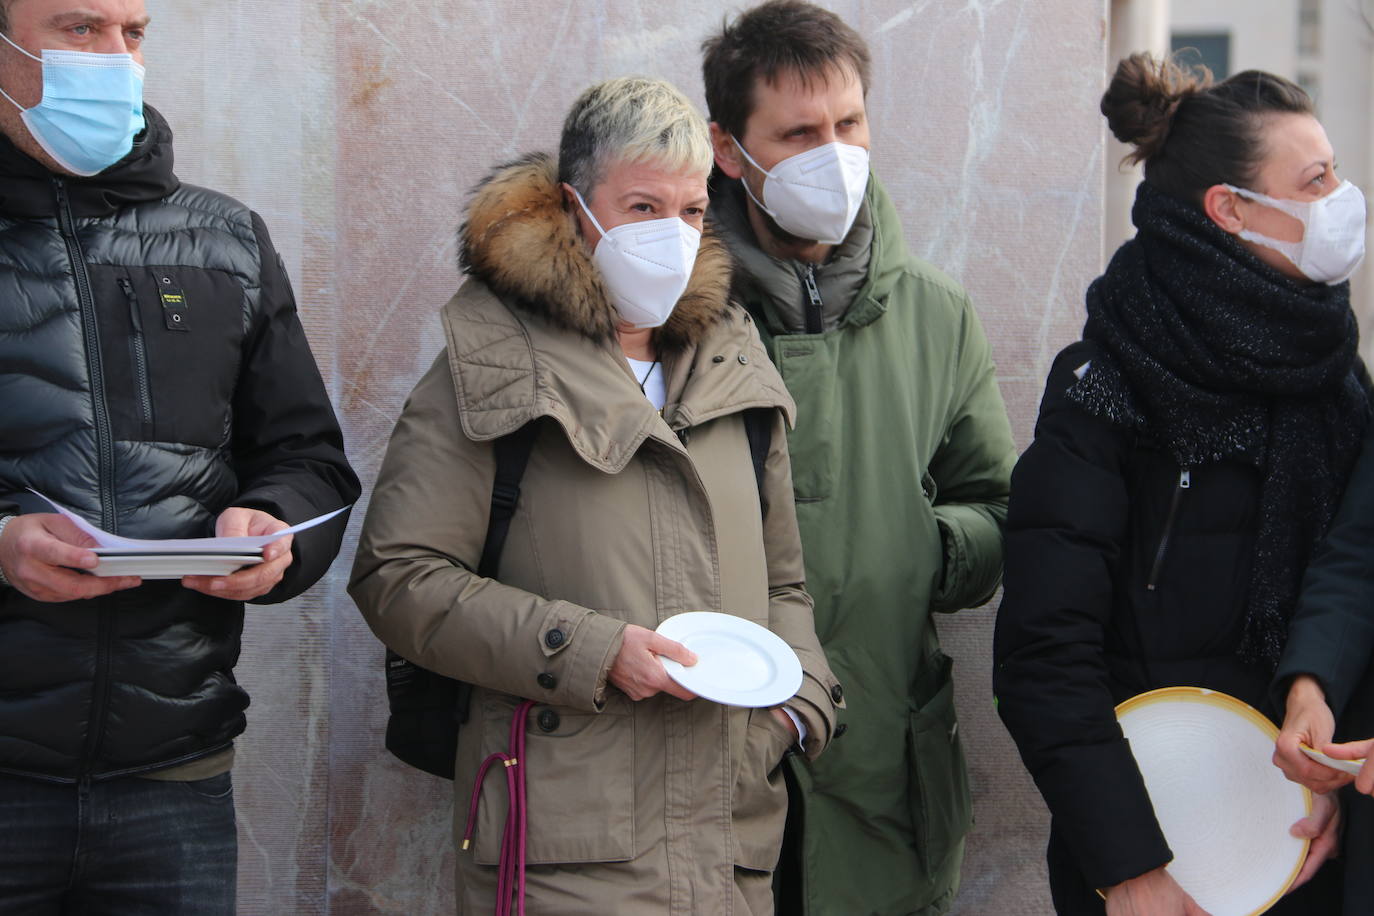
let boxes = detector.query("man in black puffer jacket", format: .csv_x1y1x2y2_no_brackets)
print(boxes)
0,0,360,911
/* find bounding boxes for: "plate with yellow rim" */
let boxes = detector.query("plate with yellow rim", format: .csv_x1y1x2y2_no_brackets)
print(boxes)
1114,687,1310,916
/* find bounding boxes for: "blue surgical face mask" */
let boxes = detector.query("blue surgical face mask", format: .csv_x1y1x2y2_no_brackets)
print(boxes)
0,31,144,176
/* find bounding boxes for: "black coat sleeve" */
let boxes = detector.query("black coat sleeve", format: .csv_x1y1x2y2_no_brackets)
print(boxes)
228,213,361,604
993,341,1172,890
1273,422,1374,720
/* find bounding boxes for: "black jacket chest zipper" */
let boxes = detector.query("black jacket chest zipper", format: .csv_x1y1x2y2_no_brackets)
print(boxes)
54,176,117,777
117,277,154,436
1146,468,1190,591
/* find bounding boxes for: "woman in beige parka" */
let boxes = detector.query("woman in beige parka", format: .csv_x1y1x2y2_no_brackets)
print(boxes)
349,78,842,916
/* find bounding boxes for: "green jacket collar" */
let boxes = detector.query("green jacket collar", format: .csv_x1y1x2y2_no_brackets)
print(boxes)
711,171,912,332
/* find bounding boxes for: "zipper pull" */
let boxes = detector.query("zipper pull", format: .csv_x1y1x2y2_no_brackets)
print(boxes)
1146,466,1190,592
51,175,75,237
801,264,824,334
119,276,145,333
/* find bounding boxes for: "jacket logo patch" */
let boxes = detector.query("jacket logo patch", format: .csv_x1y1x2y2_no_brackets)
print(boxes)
160,286,189,331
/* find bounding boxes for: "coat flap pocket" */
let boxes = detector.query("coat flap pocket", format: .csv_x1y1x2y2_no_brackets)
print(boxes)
906,652,972,878
472,702,635,866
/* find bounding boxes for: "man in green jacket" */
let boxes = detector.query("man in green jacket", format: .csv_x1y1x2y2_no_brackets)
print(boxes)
701,3,1017,913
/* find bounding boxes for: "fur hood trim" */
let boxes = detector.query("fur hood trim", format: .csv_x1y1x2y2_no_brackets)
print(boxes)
459,153,732,351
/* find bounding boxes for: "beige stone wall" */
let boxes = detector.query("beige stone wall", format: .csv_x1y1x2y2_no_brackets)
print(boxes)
143,1,1108,912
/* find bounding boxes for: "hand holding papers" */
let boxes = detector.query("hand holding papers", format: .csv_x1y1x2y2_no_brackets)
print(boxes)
30,491,348,582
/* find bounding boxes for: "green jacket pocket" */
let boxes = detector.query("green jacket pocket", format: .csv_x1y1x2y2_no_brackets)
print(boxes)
906,652,972,877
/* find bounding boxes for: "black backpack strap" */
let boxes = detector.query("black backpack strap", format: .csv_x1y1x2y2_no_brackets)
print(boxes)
478,421,539,579
743,408,773,514
383,421,541,778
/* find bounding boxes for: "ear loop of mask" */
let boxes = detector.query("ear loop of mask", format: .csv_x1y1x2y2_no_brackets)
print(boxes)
570,186,615,247
730,136,777,217
0,31,42,111
1225,184,1308,268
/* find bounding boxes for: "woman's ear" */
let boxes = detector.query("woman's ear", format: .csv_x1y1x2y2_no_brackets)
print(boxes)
1203,184,1246,234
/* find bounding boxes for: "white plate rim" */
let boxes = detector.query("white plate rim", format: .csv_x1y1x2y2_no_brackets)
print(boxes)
655,611,803,708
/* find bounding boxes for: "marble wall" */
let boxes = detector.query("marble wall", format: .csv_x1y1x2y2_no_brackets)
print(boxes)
144,1,1108,912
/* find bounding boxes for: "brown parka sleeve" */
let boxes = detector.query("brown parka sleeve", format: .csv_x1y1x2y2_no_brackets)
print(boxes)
348,354,627,713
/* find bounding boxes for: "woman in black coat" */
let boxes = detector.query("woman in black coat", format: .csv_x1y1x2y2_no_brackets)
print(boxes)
994,53,1368,915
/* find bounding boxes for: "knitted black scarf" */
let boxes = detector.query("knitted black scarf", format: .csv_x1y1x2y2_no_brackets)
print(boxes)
1068,181,1369,670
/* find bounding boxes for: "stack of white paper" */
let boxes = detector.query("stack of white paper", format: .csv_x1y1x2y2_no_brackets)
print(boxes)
31,490,348,579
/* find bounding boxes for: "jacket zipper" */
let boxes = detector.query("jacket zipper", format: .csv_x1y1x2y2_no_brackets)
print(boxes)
118,277,154,435
54,176,117,776
53,177,117,531
801,263,824,334
1146,468,1190,591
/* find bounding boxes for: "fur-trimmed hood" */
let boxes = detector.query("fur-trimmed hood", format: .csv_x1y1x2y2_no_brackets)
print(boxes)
459,153,732,352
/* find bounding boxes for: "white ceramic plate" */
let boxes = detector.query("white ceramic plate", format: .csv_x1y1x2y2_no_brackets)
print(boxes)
1300,744,1366,776
1115,687,1310,916
91,552,263,579
655,611,803,708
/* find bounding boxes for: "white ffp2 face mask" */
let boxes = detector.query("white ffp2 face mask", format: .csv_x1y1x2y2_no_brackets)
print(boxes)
1226,180,1366,285
573,188,701,328
733,138,870,245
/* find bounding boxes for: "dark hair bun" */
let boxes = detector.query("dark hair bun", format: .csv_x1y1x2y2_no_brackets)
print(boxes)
1101,52,1211,164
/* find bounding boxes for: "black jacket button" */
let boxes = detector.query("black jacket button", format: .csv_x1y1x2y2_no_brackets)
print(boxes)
830,684,844,703
536,709,560,732
713,355,725,363
544,628,566,649
537,673,557,690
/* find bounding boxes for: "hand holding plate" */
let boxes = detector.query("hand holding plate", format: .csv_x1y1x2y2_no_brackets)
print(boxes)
609,624,698,702
1104,867,1211,916
1288,790,1340,890
1274,675,1350,793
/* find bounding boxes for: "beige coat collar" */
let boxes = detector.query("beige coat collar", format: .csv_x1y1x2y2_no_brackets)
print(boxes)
440,282,794,475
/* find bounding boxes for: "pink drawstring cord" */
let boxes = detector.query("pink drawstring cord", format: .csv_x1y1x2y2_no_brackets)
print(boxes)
461,699,536,916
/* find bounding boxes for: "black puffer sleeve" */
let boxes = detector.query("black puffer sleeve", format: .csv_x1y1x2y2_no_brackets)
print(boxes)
228,213,361,603
993,340,1172,890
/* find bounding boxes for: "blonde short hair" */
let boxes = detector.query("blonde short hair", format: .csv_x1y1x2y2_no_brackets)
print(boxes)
558,77,713,200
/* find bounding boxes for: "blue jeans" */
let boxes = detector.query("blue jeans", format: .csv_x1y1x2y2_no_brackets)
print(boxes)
0,771,236,915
